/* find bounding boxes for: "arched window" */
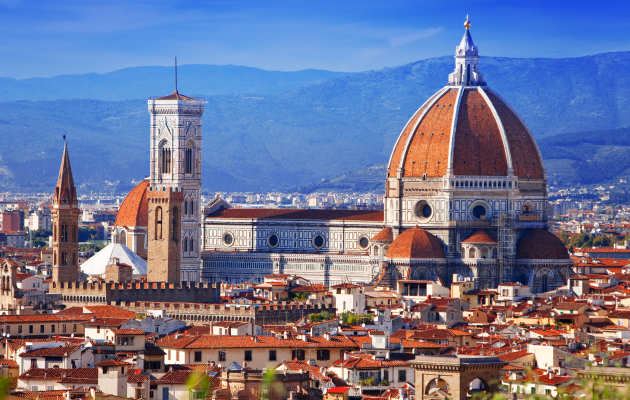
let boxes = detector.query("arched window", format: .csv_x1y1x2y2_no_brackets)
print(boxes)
172,207,178,242
61,224,68,242
183,237,188,252
190,238,194,252
184,200,188,215
469,247,476,258
159,143,171,174
184,146,193,174
155,207,163,240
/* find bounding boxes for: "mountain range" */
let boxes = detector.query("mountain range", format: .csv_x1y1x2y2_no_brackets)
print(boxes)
2,52,630,194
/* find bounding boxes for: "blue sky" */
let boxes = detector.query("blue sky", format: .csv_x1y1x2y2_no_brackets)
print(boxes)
1,0,628,78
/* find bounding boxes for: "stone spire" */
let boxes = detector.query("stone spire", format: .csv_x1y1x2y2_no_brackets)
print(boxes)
448,15,485,86
53,137,78,208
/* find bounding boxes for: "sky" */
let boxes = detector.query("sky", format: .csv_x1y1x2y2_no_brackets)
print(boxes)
0,0,628,78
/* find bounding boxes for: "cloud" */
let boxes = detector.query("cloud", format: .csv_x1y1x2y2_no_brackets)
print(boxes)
389,27,443,47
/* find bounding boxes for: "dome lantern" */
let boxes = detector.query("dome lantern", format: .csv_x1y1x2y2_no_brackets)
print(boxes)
448,15,485,86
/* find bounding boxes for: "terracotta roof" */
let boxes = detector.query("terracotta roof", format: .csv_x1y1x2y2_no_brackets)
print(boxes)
153,369,192,385
20,344,82,358
19,368,97,384
517,229,569,260
58,304,136,319
462,230,497,244
386,227,445,259
157,334,358,350
96,359,130,367
111,329,144,335
155,90,197,101
115,180,149,227
371,227,393,243
387,86,544,179
206,208,383,222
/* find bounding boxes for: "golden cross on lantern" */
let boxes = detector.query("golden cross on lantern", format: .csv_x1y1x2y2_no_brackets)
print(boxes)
464,14,471,30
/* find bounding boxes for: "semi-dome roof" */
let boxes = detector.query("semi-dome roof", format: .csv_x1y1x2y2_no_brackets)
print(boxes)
115,180,149,227
387,18,544,181
386,227,445,259
517,229,569,260
462,230,496,244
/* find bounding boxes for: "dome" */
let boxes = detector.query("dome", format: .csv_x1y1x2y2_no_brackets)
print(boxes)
80,242,148,275
387,18,544,181
115,180,149,227
371,227,393,243
386,227,445,259
516,229,569,260
462,230,496,244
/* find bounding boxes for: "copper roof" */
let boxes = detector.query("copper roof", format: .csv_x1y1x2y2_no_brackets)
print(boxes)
517,229,569,260
115,180,149,227
386,227,445,259
206,207,383,222
387,87,544,180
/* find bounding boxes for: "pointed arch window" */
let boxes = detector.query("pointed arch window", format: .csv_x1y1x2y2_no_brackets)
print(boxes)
155,207,163,240
184,147,193,174
159,144,171,174
61,224,68,242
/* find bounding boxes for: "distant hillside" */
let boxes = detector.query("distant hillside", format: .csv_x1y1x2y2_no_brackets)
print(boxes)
2,52,630,193
0,65,346,101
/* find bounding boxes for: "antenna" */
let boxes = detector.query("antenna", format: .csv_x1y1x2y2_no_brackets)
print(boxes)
174,56,178,93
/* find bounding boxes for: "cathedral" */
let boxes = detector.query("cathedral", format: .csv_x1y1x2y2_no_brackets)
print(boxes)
112,17,573,292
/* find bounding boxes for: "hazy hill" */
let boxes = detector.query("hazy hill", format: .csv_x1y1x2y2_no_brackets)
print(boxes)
0,65,346,101
2,52,630,193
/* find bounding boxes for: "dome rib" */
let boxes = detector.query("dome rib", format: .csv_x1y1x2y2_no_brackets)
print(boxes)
452,88,508,176
387,87,448,178
478,87,513,173
400,88,458,177
446,86,464,173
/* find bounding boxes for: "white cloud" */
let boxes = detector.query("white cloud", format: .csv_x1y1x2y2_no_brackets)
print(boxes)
389,27,443,47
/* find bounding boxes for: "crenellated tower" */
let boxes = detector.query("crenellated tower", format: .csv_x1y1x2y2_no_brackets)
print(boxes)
147,64,204,282
52,139,80,283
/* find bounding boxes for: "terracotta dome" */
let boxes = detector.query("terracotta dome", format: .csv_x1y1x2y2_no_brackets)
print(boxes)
115,180,149,227
386,227,445,259
387,19,544,181
371,227,393,243
516,229,569,260
462,230,496,244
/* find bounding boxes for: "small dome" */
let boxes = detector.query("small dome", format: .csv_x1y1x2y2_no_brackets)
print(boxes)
462,230,496,244
517,229,569,260
115,180,149,227
371,227,393,243
386,227,445,259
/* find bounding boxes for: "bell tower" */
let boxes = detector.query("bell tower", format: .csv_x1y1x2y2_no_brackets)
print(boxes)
147,59,204,282
52,138,80,283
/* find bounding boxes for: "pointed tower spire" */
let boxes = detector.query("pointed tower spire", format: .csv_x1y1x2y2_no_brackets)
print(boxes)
448,15,485,86
53,136,77,208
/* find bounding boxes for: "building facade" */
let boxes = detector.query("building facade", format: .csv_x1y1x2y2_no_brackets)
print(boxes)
199,18,573,291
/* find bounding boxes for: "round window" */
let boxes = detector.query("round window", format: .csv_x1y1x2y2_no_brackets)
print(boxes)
312,234,325,249
472,205,487,219
358,236,369,249
414,200,432,220
267,233,279,248
223,232,234,246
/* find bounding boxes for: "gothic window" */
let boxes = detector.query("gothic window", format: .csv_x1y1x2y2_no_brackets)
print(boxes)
159,144,171,174
183,237,188,252
190,238,194,252
184,200,188,215
61,252,67,265
185,147,193,174
155,207,163,240
61,224,68,242
172,207,178,242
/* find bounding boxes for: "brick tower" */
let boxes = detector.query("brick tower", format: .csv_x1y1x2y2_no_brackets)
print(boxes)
147,186,184,283
52,139,80,283
147,63,204,282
